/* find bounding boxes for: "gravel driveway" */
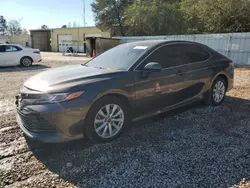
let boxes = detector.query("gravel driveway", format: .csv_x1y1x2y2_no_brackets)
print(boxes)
0,53,250,188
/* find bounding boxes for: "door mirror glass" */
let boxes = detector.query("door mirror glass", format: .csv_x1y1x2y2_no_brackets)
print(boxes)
143,62,162,71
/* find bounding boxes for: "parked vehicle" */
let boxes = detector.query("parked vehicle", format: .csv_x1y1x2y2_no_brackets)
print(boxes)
15,40,234,143
0,44,41,67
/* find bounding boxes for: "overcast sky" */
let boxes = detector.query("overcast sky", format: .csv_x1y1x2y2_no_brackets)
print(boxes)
0,0,95,30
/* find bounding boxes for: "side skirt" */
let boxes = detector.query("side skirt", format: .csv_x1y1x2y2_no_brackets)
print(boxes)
132,95,203,122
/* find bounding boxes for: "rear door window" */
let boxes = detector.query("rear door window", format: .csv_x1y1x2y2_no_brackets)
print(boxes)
5,45,20,52
181,44,211,64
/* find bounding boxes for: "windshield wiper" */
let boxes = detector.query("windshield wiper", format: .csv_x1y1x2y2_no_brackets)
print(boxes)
82,65,107,69
81,64,89,67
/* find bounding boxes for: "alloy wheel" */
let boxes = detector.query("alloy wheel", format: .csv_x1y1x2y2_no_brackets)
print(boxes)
94,104,124,139
213,80,225,103
22,58,32,66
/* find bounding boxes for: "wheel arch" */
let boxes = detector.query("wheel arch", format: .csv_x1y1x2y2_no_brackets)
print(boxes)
204,72,229,106
84,90,133,121
91,91,132,111
210,72,229,91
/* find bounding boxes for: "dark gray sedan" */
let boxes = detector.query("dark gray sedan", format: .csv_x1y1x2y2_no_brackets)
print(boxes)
15,40,234,143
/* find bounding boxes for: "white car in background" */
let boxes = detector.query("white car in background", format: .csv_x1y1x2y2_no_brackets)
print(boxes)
0,44,42,67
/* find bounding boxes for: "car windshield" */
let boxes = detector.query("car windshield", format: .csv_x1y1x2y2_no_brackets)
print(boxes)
85,44,149,70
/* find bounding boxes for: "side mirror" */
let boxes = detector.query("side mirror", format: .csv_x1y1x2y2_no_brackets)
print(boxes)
143,62,162,72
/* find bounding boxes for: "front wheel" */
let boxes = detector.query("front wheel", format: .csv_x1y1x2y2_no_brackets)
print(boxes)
205,77,227,106
84,96,130,142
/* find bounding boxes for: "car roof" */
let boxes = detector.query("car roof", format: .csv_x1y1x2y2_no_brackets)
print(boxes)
126,40,206,48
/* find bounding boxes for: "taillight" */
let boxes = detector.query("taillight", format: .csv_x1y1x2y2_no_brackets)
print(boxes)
33,51,40,54
229,61,234,67
228,60,234,74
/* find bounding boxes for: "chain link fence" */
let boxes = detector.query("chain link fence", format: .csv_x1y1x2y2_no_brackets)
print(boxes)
117,32,250,66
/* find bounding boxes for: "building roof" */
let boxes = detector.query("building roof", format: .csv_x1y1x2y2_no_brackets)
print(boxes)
30,29,50,32
29,26,99,32
51,26,98,30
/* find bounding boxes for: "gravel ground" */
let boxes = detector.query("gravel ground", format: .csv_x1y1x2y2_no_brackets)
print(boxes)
0,53,250,188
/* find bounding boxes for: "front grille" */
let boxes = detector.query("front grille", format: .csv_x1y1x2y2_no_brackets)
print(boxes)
17,110,56,132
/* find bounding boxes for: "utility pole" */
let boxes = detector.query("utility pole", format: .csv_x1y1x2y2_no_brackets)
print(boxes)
83,0,86,26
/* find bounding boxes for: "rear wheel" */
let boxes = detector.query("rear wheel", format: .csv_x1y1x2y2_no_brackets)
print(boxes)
84,96,130,142
20,57,33,67
205,77,227,106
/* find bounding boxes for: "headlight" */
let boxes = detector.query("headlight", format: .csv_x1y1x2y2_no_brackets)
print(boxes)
34,91,84,104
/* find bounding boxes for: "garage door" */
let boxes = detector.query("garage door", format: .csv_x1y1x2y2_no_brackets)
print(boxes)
31,31,51,51
58,35,72,52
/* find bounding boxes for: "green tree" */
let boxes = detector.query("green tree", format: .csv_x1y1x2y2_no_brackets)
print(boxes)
0,16,8,35
180,0,250,33
41,24,49,29
92,0,250,36
91,0,133,36
179,0,204,33
125,0,185,35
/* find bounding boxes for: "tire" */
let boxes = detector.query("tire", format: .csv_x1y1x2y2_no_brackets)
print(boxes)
84,96,130,143
205,77,227,106
20,57,33,67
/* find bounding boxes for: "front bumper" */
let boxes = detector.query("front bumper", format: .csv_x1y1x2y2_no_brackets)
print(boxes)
16,112,83,143
15,101,89,143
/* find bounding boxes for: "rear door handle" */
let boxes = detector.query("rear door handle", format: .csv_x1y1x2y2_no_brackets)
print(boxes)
177,70,183,75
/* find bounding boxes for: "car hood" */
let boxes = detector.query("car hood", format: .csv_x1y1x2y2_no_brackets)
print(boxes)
23,65,122,92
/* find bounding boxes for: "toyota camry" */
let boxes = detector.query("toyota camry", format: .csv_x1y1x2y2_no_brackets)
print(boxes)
15,40,234,143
